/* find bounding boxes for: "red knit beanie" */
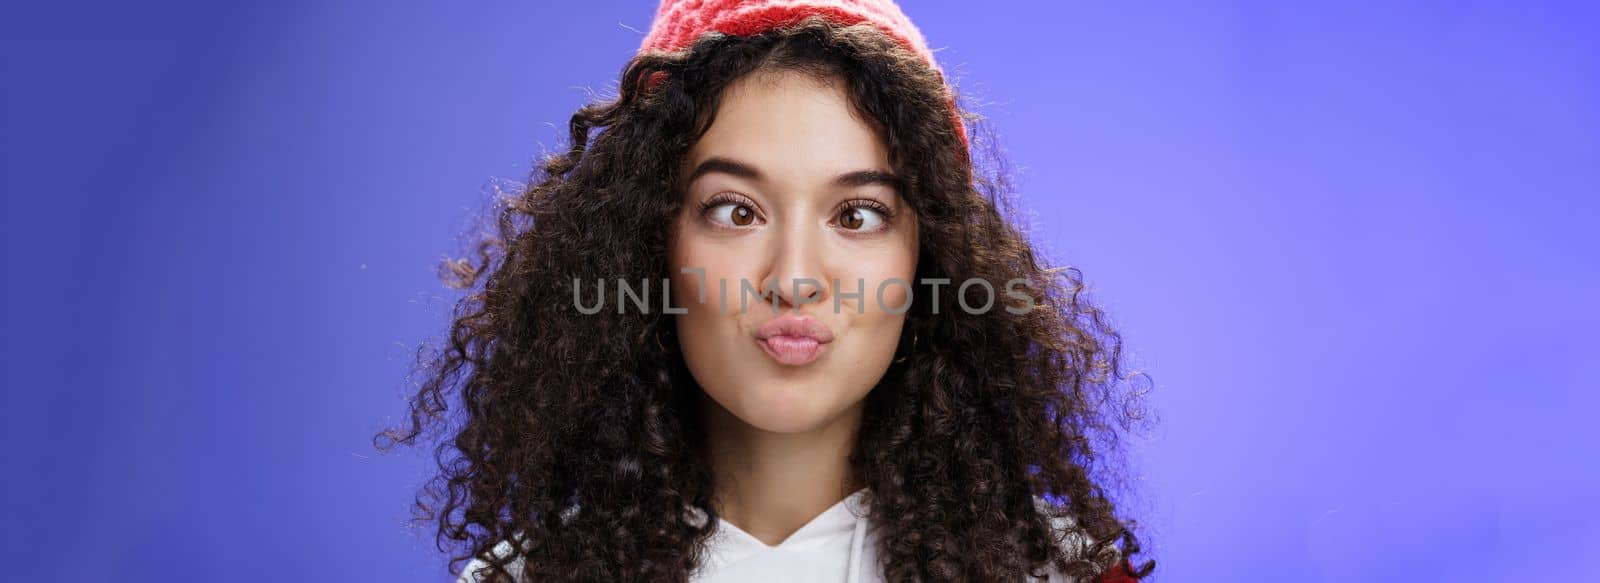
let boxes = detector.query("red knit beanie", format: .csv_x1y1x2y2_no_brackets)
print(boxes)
636,0,970,151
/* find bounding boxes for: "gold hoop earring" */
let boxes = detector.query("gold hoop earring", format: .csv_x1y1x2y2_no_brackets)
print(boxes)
892,331,919,364
653,326,674,353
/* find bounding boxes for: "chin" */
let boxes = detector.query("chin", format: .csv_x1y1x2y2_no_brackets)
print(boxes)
714,377,858,435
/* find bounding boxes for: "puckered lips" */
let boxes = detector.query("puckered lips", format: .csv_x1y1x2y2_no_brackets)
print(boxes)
753,314,835,366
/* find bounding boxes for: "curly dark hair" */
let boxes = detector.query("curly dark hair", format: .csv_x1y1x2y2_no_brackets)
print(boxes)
377,16,1156,582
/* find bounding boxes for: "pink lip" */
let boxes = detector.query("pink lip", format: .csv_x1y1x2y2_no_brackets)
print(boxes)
754,314,835,366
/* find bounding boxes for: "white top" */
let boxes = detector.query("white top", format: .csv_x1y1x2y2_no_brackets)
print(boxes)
457,489,1090,582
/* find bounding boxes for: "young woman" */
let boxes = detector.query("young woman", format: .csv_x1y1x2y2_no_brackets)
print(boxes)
380,1,1155,581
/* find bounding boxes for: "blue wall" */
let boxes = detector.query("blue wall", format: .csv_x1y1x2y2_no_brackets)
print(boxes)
3,1,1595,580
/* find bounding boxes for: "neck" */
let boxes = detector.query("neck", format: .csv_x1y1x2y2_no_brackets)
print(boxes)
701,394,864,546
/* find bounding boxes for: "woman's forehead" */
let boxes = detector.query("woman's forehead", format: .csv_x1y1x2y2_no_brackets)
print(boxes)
686,71,891,189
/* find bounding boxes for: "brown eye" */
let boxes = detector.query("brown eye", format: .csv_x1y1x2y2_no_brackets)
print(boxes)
837,205,887,231
839,208,864,230
706,201,760,228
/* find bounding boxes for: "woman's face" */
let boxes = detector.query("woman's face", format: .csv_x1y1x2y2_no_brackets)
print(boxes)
668,70,919,435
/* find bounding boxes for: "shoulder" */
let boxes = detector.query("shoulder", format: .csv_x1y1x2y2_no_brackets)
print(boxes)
456,538,525,583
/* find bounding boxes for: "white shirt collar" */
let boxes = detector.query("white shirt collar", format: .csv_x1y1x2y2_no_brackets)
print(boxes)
687,489,874,582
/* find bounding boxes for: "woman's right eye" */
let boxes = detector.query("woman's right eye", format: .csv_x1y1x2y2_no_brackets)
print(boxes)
705,202,759,227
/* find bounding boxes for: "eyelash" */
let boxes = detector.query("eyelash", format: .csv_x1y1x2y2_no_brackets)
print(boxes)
696,193,896,232
697,192,753,218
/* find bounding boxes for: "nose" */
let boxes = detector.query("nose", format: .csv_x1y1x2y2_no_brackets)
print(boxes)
766,275,823,309
760,221,828,311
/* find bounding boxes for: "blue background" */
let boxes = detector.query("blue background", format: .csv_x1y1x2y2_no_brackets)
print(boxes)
3,1,1596,581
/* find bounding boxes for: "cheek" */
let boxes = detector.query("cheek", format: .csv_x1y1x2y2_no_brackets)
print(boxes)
834,244,918,360
872,219,920,311
837,240,918,316
668,214,709,307
668,227,754,362
669,232,744,316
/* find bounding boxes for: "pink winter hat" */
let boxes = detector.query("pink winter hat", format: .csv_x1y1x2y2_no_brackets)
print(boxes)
636,0,970,151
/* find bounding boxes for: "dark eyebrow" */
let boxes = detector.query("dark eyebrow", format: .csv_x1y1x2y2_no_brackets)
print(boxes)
685,155,901,191
686,156,762,185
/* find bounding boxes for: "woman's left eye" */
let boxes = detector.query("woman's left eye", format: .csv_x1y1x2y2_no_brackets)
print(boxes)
837,205,887,231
